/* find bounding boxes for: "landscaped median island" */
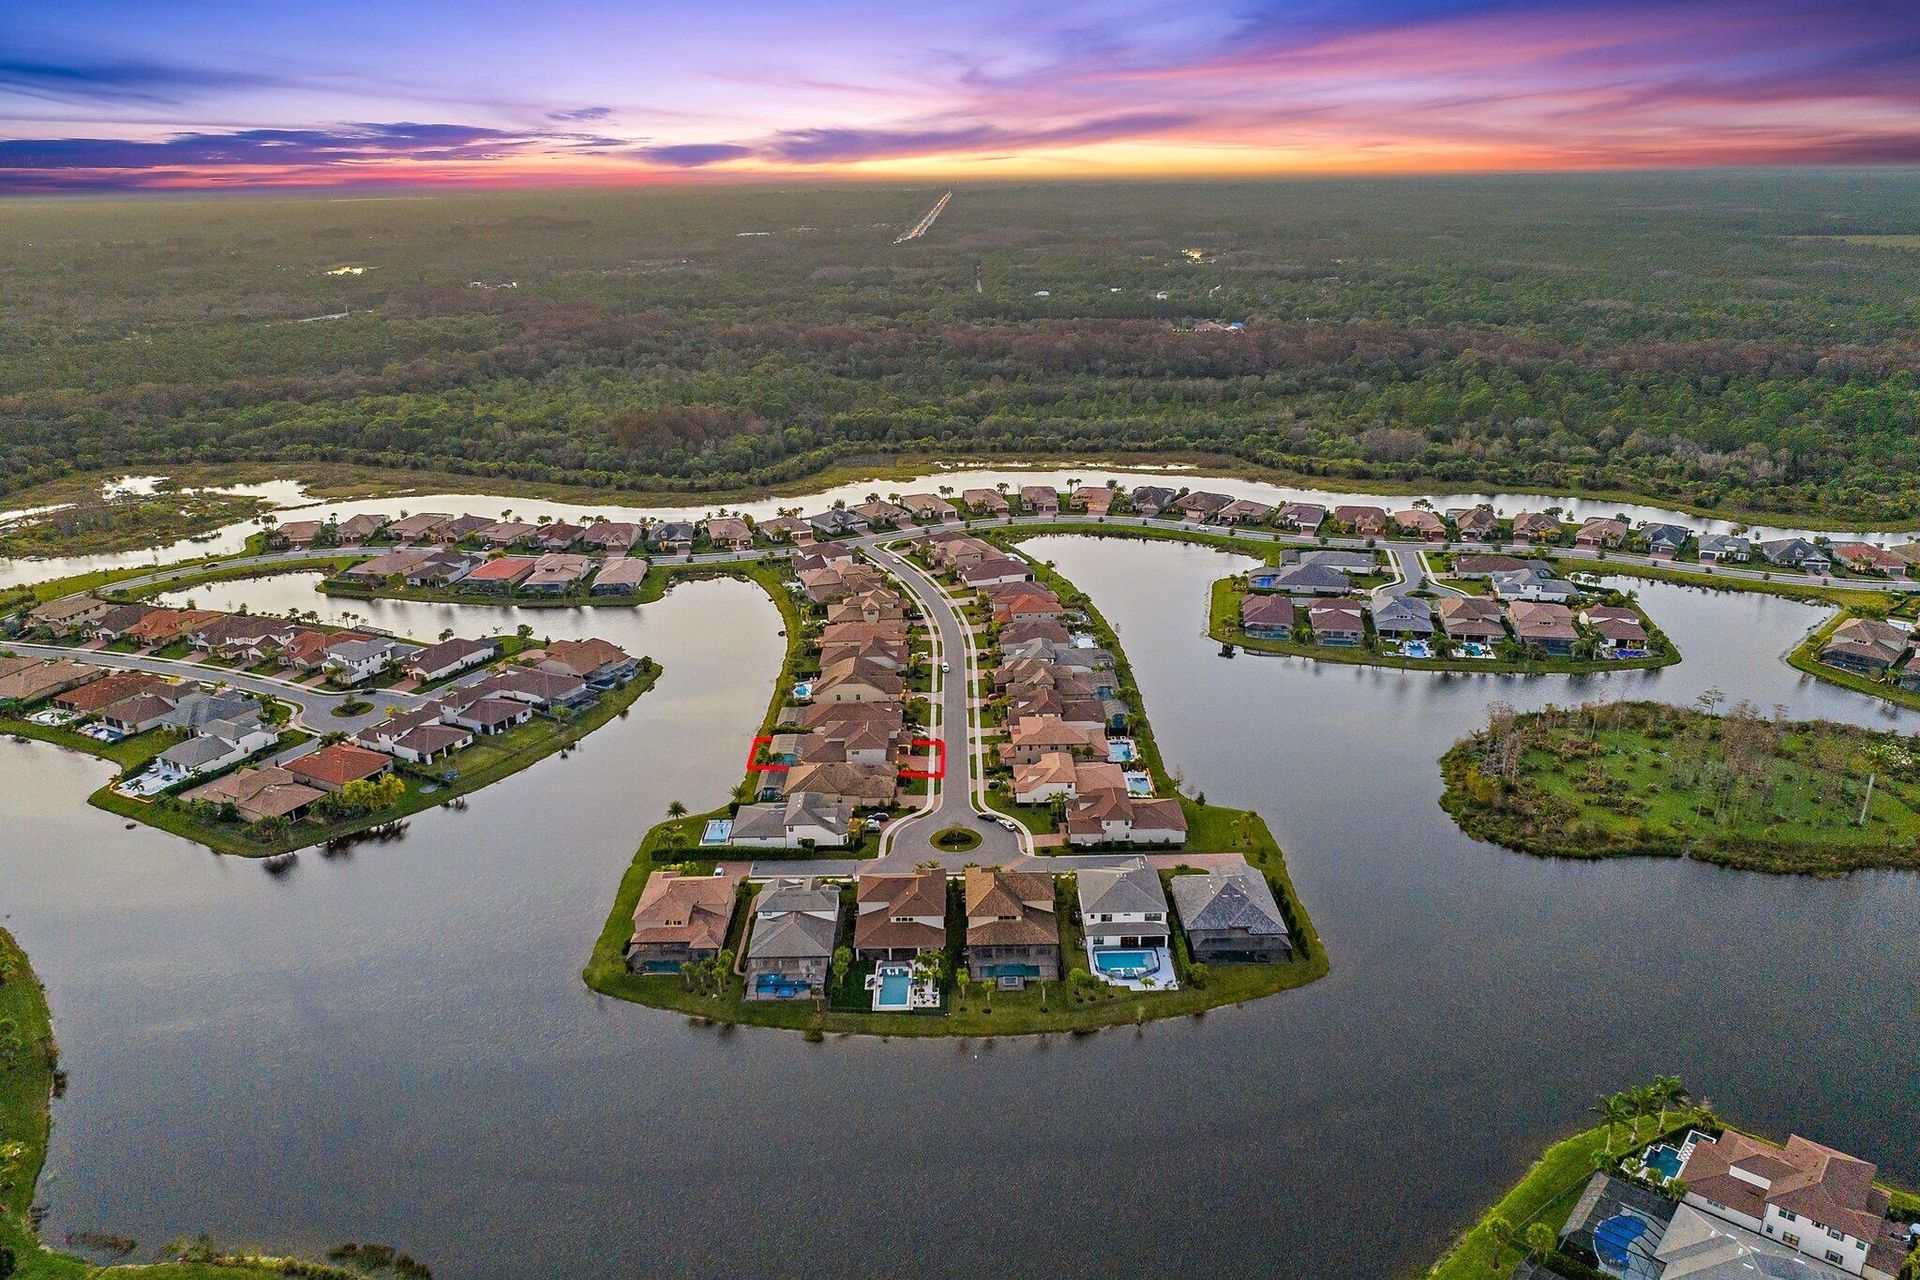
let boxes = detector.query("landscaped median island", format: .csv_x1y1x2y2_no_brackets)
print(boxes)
0,929,438,1279
583,513,1328,1038
1438,699,1920,875
1423,1077,1920,1280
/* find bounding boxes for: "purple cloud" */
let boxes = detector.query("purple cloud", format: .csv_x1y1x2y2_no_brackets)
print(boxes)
635,142,757,167
761,112,1193,163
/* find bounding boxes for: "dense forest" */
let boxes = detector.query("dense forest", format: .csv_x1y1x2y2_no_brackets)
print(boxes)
3,172,1919,520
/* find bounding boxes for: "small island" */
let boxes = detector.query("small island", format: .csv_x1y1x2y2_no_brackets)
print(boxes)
1438,699,1920,875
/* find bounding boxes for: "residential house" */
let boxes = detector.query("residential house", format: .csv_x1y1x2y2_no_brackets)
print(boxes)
807,509,871,539
337,513,387,542
1641,523,1692,559
899,493,957,521
1393,509,1447,542
590,557,650,594
1213,498,1274,525
1508,601,1579,655
522,553,593,594
530,522,585,551
480,519,539,547
1679,1131,1906,1279
743,877,841,999
1698,533,1753,563
1761,537,1833,575
183,767,324,823
1333,505,1389,536
405,637,498,683
581,521,640,553
88,603,158,642
850,499,908,528
124,608,223,647
729,793,853,850
962,557,1035,588
1276,502,1327,534
703,517,754,550
1589,615,1650,655
964,867,1060,987
0,659,101,707
153,721,272,784
54,670,169,716
357,708,475,763
649,520,698,554
271,519,327,548
1018,485,1060,516
337,548,437,584
756,516,812,543
1239,594,1296,639
1172,867,1291,963
97,690,180,734
1073,486,1114,516
1129,485,1177,517
1575,517,1629,549
853,870,948,961
1173,490,1233,521
28,595,110,635
322,636,422,685
280,628,359,673
537,637,634,683
1308,600,1366,647
999,715,1106,766
1451,554,1529,578
285,742,392,792
625,869,744,974
1249,564,1350,596
1436,596,1507,643
813,656,904,703
1287,549,1375,572
960,488,1011,516
1372,595,1434,638
1830,543,1909,576
783,761,897,808
386,513,453,543
1820,618,1910,676
1076,857,1174,982
1064,790,1187,847
1510,511,1563,541
1453,506,1499,541
466,666,589,709
159,689,261,734
991,591,1064,626
1490,566,1580,603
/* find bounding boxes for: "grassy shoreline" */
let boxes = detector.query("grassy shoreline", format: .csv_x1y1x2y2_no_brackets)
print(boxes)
1786,612,1920,713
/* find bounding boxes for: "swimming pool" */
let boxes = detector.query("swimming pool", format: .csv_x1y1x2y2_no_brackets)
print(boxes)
754,974,811,999
1107,739,1137,763
1092,949,1156,978
1642,1144,1684,1181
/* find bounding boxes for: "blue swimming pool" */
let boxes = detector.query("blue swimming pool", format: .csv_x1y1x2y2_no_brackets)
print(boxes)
876,971,910,1008
1643,1144,1684,1181
754,974,810,999
1107,740,1137,763
1092,949,1156,978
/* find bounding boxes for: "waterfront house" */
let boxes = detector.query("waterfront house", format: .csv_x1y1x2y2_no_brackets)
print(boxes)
183,767,324,823
97,690,180,735
1641,523,1692,559
1334,504,1389,536
1173,491,1233,521
1128,485,1177,516
728,793,852,849
1064,789,1187,847
54,670,169,716
1077,857,1173,984
783,761,898,808
285,742,393,792
899,493,957,521
757,516,813,544
1436,596,1507,643
1239,594,1295,639
153,725,270,784
626,869,744,974
744,877,841,1000
448,695,534,736
1172,867,1291,963
813,656,904,703
853,869,948,961
1250,563,1350,596
1214,498,1274,525
405,637,498,683
962,557,1035,588
1393,509,1447,542
1820,618,1910,675
1574,517,1629,549
471,667,590,708
1511,511,1563,541
88,603,158,642
386,513,453,543
1074,486,1114,516
480,520,539,547
703,517,754,550
1372,595,1434,638
1453,506,1499,541
964,867,1060,988
999,715,1106,766
1678,1131,1906,1279
1589,616,1650,654
1507,601,1579,655
530,522,585,551
961,488,1012,516
1018,485,1060,516
522,553,593,594
337,513,387,542
581,521,640,553
1830,543,1909,576
649,521,697,554
1277,502,1327,534
1760,537,1832,574
1450,554,1529,579
591,557,650,595
28,595,110,635
0,659,102,708
1308,600,1366,647
807,509,871,539
538,637,634,683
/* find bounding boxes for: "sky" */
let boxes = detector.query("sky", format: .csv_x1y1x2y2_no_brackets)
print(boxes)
1,0,1917,191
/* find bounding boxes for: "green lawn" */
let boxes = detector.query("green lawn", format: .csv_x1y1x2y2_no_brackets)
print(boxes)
1788,612,1920,712
1439,700,1920,874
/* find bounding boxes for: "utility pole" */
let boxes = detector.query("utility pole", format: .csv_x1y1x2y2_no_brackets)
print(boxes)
973,262,983,294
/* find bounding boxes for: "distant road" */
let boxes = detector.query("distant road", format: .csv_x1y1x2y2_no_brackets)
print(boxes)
894,190,952,243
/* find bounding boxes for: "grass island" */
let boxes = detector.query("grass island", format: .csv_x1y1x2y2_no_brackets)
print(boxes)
1438,699,1920,875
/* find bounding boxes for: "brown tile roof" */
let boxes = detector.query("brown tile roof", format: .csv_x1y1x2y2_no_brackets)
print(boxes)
631,870,743,952
55,670,170,713
1684,1132,1895,1261
964,867,1058,946
286,743,392,789
540,637,629,677
854,870,948,952
184,767,324,821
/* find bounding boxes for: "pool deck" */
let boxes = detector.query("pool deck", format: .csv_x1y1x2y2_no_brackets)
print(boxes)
1085,943,1178,992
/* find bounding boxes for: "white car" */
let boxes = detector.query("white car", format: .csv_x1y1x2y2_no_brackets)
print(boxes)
940,661,950,673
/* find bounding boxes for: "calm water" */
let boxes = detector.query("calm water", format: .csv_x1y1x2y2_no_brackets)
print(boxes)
4,539,1917,1279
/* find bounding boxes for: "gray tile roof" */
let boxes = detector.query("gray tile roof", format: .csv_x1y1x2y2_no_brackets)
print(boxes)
748,908,839,962
1076,857,1168,918
1171,868,1288,939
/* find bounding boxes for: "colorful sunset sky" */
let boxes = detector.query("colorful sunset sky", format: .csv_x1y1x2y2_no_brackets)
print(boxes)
3,0,1917,191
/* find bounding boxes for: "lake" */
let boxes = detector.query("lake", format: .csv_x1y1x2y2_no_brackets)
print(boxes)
3,535,1916,1279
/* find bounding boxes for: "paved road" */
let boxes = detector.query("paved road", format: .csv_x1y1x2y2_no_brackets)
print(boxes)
860,543,1028,867
3,640,420,734
739,851,1250,879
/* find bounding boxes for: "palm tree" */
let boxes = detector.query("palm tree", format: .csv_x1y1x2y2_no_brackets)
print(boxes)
1653,1075,1689,1130
1524,1222,1557,1261
666,799,688,820
1485,1216,1515,1267
1591,1093,1627,1156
